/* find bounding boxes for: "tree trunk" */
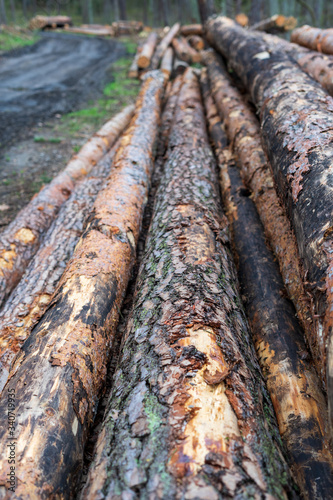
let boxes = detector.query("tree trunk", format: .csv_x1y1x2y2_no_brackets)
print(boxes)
197,0,216,24
203,49,320,381
0,72,166,499
187,34,204,50
0,143,123,395
142,0,148,25
137,32,159,69
291,25,333,54
150,22,180,70
180,23,203,36
261,32,333,96
9,0,16,24
81,68,296,500
201,68,333,499
118,0,127,20
0,0,7,24
0,106,133,311
250,14,297,33
205,15,333,430
172,36,202,63
248,0,263,24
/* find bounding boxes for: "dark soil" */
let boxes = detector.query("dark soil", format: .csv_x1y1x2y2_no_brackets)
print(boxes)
0,32,125,148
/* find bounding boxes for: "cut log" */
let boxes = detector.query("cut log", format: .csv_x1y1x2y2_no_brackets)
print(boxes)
261,32,333,96
202,70,333,498
150,22,180,70
203,50,318,379
172,36,202,64
197,0,216,24
64,25,115,36
0,105,134,310
0,142,122,395
235,13,249,27
205,15,333,429
112,20,143,35
28,15,72,30
187,34,205,51
291,25,333,55
160,46,173,77
137,32,159,69
250,14,297,34
81,68,295,500
173,56,189,76
128,45,142,78
0,71,166,498
180,24,203,36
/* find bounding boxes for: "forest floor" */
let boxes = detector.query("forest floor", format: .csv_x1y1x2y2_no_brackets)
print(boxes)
0,31,140,230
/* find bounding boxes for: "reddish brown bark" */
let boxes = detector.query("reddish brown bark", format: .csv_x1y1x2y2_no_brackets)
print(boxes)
203,50,318,377
0,71,166,498
82,67,295,500
172,37,201,64
291,25,333,55
137,32,159,69
0,143,122,396
202,69,333,499
0,105,134,310
150,23,180,70
187,34,204,51
180,24,203,36
205,14,333,431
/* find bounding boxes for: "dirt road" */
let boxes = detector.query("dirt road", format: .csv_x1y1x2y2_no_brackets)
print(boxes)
0,32,125,147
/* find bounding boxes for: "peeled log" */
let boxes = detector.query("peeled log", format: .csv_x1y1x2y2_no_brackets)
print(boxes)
291,25,333,55
28,15,72,30
0,143,123,395
137,32,159,69
203,51,318,376
187,34,205,51
160,47,173,77
250,14,297,34
261,32,333,96
180,24,203,36
0,105,134,310
150,23,180,70
82,68,295,500
202,73,333,497
205,15,333,426
0,71,166,499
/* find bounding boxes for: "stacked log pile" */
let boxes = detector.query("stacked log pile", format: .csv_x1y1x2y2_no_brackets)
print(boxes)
1,14,333,500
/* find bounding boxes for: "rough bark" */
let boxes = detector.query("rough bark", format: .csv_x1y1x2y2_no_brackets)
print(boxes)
150,23,180,70
137,32,159,69
203,50,318,378
197,0,216,24
187,34,205,51
250,14,297,34
64,25,115,36
173,56,189,76
0,143,123,396
172,37,201,64
202,72,333,498
160,47,173,78
0,105,134,311
112,20,143,35
261,32,333,96
180,24,203,36
0,71,166,499
81,68,295,500
205,15,333,427
291,25,333,55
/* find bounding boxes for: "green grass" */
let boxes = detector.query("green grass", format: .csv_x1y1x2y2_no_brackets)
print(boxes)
33,136,63,143
0,30,39,52
54,55,140,138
